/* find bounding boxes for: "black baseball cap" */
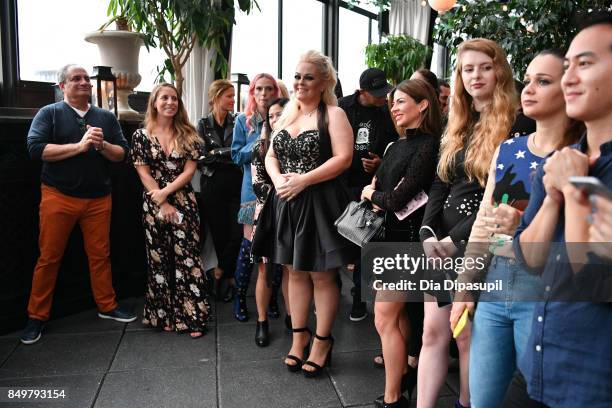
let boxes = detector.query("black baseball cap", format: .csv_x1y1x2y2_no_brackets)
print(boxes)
359,68,393,97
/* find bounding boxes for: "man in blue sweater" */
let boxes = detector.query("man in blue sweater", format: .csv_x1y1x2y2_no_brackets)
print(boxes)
20,64,136,345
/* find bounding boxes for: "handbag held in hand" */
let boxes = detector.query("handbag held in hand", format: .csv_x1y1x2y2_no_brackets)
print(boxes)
334,200,385,247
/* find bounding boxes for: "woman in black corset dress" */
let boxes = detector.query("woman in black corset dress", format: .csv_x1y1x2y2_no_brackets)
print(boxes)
417,39,522,408
360,79,441,407
252,50,357,377
251,97,291,347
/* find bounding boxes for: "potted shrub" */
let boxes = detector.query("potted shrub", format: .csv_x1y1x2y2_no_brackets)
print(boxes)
99,0,258,96
365,34,431,85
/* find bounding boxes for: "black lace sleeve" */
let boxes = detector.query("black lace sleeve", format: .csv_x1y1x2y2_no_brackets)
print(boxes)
371,135,438,212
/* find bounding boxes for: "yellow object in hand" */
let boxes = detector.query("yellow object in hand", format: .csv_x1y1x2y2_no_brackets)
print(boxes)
453,308,470,339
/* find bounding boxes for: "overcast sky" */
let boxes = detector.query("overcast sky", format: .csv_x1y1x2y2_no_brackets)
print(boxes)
18,0,377,92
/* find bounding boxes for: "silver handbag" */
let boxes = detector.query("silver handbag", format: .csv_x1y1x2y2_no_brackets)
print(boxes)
334,200,385,247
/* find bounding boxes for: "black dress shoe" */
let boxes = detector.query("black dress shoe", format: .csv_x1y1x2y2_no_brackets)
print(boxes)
222,285,235,303
212,278,221,300
374,367,417,406
255,320,270,347
284,314,292,331
381,395,410,408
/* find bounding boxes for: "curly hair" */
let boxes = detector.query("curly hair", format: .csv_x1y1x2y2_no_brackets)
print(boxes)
438,38,518,187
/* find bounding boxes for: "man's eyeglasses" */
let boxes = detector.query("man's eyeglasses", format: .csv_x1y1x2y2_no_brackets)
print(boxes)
69,75,91,83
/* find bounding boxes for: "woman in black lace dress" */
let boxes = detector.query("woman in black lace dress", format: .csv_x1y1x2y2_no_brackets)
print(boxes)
251,97,290,347
252,50,357,377
360,79,441,407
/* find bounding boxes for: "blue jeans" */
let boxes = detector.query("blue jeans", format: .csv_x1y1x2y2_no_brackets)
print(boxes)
469,255,542,408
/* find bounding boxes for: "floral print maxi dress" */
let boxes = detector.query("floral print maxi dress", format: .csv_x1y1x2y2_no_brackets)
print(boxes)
130,128,210,332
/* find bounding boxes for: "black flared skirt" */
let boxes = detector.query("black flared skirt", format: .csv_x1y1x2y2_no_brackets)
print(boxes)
252,179,359,272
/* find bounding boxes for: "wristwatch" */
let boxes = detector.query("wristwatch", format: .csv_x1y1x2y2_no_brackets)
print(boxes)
100,141,107,151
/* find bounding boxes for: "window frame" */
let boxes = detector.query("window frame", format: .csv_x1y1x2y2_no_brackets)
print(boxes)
1,0,383,110
235,0,380,80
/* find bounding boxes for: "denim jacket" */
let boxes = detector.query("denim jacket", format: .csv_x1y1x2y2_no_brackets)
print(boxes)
231,113,263,222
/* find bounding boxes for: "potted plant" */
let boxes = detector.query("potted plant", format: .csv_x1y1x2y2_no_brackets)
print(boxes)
99,0,258,97
365,34,431,85
434,0,612,78
84,2,152,119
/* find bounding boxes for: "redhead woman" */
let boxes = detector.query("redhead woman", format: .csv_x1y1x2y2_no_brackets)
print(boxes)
417,38,523,408
450,49,584,408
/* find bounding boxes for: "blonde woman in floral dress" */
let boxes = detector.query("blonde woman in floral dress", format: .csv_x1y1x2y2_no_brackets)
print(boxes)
130,83,210,338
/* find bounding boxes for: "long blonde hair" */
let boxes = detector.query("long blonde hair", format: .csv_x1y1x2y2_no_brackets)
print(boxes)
438,38,518,186
144,83,200,155
273,50,338,134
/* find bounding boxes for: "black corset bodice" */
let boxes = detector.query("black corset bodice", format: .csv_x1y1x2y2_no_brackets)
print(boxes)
272,129,321,174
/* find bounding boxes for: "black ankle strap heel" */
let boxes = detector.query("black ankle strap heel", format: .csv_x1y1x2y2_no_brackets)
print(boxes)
302,333,334,378
285,327,312,373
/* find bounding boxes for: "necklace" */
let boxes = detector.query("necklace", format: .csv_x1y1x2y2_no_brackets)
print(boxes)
530,132,539,151
530,132,554,156
303,107,317,117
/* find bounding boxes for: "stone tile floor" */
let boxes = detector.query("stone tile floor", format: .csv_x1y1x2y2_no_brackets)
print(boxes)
0,271,459,407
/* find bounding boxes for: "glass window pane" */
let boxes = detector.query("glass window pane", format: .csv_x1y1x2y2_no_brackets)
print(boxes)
338,7,370,93
350,1,380,15
17,0,165,91
230,0,279,83
282,0,323,84
371,18,381,44
135,48,167,92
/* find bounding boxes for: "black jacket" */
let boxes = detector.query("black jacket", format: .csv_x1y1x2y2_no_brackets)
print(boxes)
338,91,398,189
196,112,237,177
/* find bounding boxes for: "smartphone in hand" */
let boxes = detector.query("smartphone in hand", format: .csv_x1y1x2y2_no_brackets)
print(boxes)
569,176,612,199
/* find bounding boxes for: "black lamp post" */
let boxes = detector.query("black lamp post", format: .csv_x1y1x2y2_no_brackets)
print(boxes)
231,73,250,113
91,66,118,116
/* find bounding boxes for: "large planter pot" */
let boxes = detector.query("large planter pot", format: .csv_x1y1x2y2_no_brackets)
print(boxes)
85,30,145,120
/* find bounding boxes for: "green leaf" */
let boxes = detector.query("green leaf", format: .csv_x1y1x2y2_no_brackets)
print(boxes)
99,0,258,88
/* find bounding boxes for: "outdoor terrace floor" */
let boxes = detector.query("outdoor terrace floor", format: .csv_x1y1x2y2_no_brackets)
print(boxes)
1,271,459,407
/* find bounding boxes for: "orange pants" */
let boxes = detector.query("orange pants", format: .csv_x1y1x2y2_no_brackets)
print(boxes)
27,185,118,320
